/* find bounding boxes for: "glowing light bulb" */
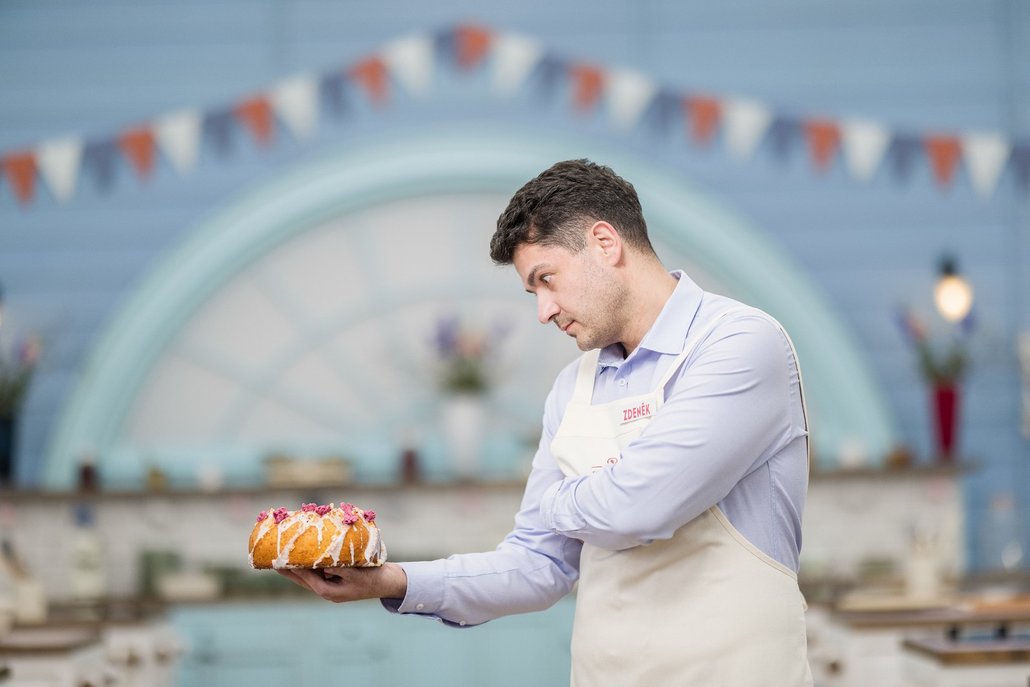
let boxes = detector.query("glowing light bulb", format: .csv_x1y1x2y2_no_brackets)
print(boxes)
934,257,973,323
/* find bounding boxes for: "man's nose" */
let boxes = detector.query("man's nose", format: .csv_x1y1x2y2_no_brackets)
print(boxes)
537,296,559,325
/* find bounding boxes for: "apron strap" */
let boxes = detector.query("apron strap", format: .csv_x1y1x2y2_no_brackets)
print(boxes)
572,349,601,403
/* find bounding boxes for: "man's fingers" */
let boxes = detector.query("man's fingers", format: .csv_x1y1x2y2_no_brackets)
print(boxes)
276,568,313,590
273,566,390,604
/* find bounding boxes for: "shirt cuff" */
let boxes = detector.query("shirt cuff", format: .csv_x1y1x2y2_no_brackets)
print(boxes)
388,559,448,616
539,477,564,532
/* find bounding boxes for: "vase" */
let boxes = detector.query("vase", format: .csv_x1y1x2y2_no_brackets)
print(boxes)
440,394,486,480
0,415,15,486
932,383,960,462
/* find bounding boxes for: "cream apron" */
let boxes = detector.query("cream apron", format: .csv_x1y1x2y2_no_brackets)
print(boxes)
551,307,813,686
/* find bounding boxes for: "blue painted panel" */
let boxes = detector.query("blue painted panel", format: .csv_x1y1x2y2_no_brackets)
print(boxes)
171,598,575,687
0,0,1027,568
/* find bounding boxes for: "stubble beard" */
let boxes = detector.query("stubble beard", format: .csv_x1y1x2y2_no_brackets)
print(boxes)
571,260,629,351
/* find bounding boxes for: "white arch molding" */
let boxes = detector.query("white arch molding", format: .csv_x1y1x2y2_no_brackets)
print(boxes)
44,127,896,488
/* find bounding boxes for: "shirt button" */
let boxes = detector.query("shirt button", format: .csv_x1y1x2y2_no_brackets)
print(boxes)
617,378,627,387
416,603,425,611
459,621,466,626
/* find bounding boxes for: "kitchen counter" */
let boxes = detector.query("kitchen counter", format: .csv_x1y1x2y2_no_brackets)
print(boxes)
832,595,1030,631
900,635,1030,686
809,593,1030,687
1,598,183,687
902,635,1030,665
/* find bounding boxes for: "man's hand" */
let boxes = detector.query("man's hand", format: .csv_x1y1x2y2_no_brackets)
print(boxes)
277,562,408,603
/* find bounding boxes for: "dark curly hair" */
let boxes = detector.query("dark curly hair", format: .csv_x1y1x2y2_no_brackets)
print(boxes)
490,159,655,265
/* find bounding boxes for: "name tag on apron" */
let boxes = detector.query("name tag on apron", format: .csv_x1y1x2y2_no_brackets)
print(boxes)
610,392,661,432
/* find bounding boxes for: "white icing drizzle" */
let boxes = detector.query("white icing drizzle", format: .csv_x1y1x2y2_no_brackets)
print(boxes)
249,505,386,569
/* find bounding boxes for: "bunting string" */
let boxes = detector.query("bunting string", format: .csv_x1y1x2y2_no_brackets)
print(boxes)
2,23,1028,208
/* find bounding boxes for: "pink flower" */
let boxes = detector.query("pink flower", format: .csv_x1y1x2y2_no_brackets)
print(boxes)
256,510,268,523
363,510,376,523
342,512,359,526
315,505,331,516
272,507,289,524
301,503,319,512
19,337,41,367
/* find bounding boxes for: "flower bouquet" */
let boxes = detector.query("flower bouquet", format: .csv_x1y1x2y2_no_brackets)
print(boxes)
431,314,508,396
0,332,40,484
0,335,40,419
897,307,974,459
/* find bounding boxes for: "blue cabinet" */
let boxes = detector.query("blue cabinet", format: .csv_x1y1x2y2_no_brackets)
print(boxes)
170,597,575,687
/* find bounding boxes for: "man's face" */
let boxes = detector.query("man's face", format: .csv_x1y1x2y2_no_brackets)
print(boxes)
512,240,626,351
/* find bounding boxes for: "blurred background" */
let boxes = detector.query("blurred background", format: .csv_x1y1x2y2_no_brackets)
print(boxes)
0,1,1028,685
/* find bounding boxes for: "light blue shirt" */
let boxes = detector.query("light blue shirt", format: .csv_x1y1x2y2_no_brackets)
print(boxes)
390,271,809,627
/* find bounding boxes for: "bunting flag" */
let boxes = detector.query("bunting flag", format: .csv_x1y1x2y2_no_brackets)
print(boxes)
962,132,1009,198
2,152,36,205
36,137,82,202
841,118,891,182
607,68,657,130
235,97,275,147
925,135,962,187
685,96,721,145
724,97,772,159
3,23,1030,209
568,63,605,112
118,127,157,178
381,34,434,97
491,32,543,97
454,25,492,70
154,109,202,174
270,75,319,140
804,119,841,172
348,57,390,106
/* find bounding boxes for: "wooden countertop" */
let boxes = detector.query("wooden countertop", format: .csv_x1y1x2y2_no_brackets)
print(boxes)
0,626,101,656
902,636,1030,665
832,595,1030,629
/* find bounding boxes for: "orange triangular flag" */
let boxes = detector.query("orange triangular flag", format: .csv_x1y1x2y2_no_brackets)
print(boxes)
455,25,492,69
925,135,962,187
684,96,721,145
235,97,275,146
804,119,841,171
3,151,37,205
349,57,390,106
569,64,605,112
118,127,157,178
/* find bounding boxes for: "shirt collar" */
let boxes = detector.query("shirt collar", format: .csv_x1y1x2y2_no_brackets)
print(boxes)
597,270,704,367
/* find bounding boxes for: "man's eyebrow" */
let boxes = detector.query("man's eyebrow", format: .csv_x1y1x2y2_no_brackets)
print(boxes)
525,264,547,292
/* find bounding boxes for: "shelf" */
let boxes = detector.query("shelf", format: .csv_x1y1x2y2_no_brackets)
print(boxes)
0,478,529,504
810,462,973,481
2,462,974,503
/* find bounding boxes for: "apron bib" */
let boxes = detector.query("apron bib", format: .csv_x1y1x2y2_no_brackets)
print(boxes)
551,307,813,686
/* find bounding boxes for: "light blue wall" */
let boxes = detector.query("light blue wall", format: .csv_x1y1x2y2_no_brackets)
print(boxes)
1,0,1027,570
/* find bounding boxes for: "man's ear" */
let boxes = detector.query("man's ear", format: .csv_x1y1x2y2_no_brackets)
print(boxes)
589,221,622,264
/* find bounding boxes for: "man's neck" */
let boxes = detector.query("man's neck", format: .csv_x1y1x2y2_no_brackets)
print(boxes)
618,267,678,356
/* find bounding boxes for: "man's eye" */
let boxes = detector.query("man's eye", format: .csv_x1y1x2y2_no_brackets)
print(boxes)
540,274,552,284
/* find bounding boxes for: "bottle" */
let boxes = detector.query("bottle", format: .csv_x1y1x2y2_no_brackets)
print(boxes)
0,536,46,623
69,503,106,601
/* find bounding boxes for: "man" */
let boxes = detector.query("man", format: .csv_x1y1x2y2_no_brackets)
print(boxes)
281,159,813,685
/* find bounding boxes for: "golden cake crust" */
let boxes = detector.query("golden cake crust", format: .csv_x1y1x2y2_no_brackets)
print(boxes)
248,503,385,569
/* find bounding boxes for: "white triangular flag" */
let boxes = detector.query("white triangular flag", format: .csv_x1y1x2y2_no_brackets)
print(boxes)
271,75,319,140
491,32,543,98
381,33,433,97
154,109,201,174
841,118,891,182
36,136,83,203
962,131,1010,198
606,68,657,130
723,97,772,159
